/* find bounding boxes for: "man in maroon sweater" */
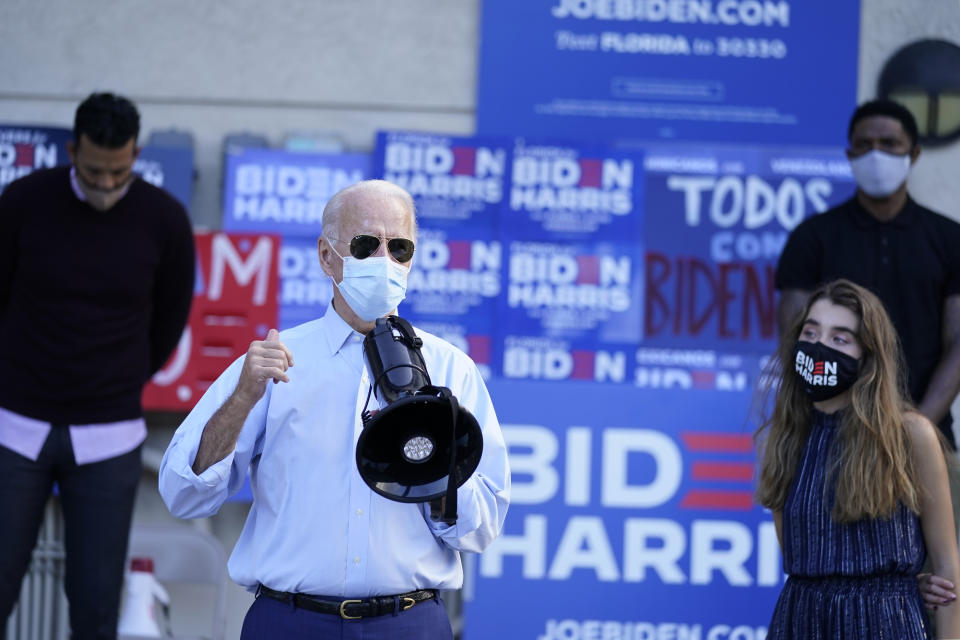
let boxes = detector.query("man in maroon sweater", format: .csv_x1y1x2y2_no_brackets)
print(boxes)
0,93,195,639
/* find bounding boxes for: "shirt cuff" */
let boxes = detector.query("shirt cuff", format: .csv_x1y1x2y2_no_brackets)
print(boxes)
170,440,235,489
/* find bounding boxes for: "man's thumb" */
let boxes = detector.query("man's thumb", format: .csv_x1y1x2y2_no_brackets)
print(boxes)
266,328,279,342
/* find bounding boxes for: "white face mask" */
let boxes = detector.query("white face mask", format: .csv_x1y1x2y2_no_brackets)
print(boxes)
328,240,409,322
70,166,132,211
848,150,911,198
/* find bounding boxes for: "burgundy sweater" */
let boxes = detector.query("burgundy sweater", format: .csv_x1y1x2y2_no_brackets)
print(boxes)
0,167,195,424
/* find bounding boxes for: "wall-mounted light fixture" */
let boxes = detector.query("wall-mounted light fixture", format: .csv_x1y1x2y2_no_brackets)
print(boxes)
878,39,960,147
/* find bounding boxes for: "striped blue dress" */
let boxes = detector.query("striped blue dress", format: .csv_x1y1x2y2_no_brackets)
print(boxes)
768,409,930,639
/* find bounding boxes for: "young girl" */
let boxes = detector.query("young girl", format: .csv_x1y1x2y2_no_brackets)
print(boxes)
756,279,960,639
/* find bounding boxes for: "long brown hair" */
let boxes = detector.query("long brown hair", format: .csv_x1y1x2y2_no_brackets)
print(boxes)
755,279,919,522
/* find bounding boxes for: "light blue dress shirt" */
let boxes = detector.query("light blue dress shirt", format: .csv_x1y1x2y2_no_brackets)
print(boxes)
159,305,510,597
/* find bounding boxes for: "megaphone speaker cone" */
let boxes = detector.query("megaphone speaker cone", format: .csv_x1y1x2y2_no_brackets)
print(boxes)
356,393,483,503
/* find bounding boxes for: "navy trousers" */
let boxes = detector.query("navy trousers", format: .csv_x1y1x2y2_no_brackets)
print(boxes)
240,591,455,640
0,428,141,640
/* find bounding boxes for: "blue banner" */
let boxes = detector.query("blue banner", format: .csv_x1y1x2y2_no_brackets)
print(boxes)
0,125,71,192
375,131,509,377
500,239,645,344
136,145,194,209
222,148,371,236
476,1,859,146
374,131,511,232
507,139,644,240
398,227,500,375
277,235,332,330
640,145,853,354
468,379,781,639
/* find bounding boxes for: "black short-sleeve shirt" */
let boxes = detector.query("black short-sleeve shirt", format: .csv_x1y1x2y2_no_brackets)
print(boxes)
775,196,960,439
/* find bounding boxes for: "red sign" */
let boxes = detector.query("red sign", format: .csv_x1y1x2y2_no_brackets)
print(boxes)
143,232,280,411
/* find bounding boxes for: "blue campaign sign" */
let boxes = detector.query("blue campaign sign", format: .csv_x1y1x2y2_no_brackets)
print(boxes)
0,125,71,192
400,226,500,344
373,131,511,232
506,139,644,241
222,149,370,236
476,1,859,146
500,335,639,385
466,379,782,639
640,145,854,354
136,145,194,209
499,239,645,345
277,235,332,330
499,335,766,394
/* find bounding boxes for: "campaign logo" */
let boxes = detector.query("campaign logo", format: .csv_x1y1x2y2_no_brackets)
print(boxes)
228,153,366,226
407,236,500,299
510,145,636,233
482,417,781,587
404,231,501,317
0,128,63,190
508,242,632,315
381,134,506,205
678,431,756,511
795,349,838,387
502,336,629,383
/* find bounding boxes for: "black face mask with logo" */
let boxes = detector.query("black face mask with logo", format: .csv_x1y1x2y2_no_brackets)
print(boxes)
792,341,860,402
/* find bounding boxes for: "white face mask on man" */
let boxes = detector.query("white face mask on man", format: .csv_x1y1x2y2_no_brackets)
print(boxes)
327,239,409,322
70,166,132,211
848,149,912,198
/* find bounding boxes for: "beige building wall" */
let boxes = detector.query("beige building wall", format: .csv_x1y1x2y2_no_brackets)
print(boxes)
1,1,959,637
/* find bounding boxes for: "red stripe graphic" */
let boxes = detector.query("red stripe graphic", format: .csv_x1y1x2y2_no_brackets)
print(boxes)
570,350,595,380
680,432,753,452
578,158,602,187
690,370,715,388
575,255,599,284
680,490,754,510
691,462,755,482
446,240,471,270
14,144,34,168
450,146,475,176
466,335,491,364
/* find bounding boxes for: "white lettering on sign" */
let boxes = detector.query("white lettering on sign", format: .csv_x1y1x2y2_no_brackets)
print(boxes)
550,0,791,28
208,235,273,306
484,424,784,587
667,175,831,230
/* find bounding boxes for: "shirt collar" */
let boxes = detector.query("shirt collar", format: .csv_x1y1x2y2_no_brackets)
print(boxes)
318,300,365,355
69,166,86,201
848,195,919,229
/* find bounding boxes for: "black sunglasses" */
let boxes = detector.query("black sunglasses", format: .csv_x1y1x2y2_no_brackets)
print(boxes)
329,234,416,263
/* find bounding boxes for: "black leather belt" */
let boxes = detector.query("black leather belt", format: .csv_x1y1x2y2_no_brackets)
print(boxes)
257,584,437,620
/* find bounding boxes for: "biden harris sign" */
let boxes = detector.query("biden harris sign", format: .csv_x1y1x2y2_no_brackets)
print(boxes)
476,0,859,146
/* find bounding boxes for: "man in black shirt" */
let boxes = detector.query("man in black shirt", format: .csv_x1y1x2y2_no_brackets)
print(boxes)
775,99,960,448
0,93,195,638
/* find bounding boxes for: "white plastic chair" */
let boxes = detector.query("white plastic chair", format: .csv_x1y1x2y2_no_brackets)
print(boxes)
121,524,228,640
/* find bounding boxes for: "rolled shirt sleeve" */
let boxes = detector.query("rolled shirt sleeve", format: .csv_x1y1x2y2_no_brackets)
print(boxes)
158,356,267,519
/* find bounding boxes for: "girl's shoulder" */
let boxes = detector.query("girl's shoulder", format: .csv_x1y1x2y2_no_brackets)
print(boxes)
903,410,944,454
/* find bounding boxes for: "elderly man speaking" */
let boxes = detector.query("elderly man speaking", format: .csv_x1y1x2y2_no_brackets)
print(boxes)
159,180,510,639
